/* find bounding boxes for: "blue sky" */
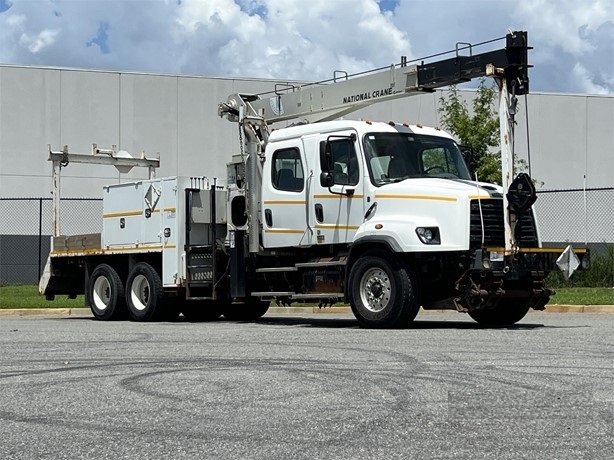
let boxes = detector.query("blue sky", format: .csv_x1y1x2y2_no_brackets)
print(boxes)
0,0,612,95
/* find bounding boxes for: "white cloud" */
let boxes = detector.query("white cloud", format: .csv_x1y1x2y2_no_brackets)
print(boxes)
572,62,611,95
515,0,610,54
0,0,611,94
172,0,410,80
512,0,614,94
6,12,24,27
20,28,60,53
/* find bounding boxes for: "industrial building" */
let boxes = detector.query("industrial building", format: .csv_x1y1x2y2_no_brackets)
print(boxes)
1,64,612,283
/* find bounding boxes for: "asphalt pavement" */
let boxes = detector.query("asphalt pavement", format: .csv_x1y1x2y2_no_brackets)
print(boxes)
0,311,613,459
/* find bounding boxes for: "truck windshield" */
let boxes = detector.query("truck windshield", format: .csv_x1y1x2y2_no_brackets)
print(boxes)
363,132,472,185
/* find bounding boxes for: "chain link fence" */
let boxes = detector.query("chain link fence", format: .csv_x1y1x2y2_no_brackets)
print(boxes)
0,189,612,284
0,198,102,284
533,188,614,250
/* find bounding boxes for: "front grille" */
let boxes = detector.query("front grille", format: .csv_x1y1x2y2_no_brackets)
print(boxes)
470,199,538,249
516,209,539,247
470,200,504,248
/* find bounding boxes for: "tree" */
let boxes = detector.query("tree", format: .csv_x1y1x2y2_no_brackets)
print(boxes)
438,79,502,184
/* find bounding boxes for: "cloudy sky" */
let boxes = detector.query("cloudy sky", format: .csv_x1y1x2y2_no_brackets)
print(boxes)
0,0,612,95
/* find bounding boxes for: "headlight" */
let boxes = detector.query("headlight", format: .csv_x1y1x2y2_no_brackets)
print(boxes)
415,227,440,244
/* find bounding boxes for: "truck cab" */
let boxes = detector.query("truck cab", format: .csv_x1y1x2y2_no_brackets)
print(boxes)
261,120,498,252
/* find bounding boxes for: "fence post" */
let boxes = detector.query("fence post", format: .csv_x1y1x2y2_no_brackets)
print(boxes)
38,198,43,281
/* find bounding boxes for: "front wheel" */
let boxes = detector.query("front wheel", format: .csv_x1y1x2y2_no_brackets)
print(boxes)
348,252,420,328
88,264,126,320
468,300,531,326
126,262,165,322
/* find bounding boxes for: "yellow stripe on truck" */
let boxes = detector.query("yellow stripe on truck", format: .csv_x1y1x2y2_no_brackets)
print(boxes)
315,224,360,230
264,228,305,234
375,194,457,202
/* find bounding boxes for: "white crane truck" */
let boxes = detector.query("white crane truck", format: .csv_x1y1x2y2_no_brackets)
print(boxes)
40,31,588,327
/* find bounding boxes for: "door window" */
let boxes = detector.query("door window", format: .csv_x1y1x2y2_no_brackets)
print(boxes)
272,148,304,192
326,139,359,186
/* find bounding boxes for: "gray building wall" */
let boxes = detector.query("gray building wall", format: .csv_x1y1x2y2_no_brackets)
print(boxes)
0,65,294,201
1,65,612,283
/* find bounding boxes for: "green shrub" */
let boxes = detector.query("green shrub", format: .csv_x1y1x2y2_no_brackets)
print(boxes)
546,244,614,288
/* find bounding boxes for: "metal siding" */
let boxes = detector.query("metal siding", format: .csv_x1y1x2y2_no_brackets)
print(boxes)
0,67,61,189
527,94,589,189
59,70,120,155
58,70,134,191
119,74,178,178
177,77,230,179
586,96,614,188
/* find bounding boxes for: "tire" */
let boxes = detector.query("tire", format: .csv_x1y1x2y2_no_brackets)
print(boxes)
223,299,270,321
181,300,223,322
88,264,126,320
125,262,165,322
468,299,531,326
348,251,420,328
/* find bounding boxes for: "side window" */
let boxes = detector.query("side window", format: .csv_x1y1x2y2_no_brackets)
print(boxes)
272,148,304,192
421,147,460,176
327,139,359,186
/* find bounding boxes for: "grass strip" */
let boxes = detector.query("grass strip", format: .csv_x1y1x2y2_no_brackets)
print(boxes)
1,285,613,309
550,287,614,306
1,285,85,309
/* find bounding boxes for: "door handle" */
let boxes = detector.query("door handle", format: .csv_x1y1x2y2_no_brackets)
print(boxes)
265,208,273,227
315,203,323,223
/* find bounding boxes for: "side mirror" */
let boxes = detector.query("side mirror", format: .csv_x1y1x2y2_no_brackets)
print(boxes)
320,171,334,187
319,141,333,172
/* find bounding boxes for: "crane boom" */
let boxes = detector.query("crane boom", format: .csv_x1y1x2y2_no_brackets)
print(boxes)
219,31,529,125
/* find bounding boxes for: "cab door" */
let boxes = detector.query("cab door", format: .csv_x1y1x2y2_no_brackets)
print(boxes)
261,140,312,248
312,131,365,245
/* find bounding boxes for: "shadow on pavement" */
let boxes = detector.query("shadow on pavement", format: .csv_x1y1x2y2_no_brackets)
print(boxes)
60,314,551,330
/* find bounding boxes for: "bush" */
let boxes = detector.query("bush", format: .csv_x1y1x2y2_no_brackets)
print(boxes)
546,244,614,288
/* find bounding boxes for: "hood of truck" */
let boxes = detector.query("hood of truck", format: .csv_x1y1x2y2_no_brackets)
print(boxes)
355,178,503,252
374,178,502,198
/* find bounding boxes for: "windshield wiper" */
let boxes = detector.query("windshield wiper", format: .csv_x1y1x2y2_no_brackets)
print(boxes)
378,174,420,184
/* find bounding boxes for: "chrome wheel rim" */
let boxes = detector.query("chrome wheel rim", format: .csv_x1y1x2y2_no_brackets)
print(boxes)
359,267,391,313
92,276,111,311
130,274,150,311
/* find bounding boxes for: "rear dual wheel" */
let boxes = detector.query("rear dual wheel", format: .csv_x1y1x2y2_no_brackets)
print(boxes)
88,264,126,320
126,262,170,322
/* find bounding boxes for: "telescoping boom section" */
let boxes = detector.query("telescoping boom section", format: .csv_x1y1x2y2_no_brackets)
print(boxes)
219,31,530,125
40,31,589,328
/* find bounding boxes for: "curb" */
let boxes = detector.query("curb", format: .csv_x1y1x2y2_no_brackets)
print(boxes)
536,304,614,314
1,305,613,317
0,308,92,317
